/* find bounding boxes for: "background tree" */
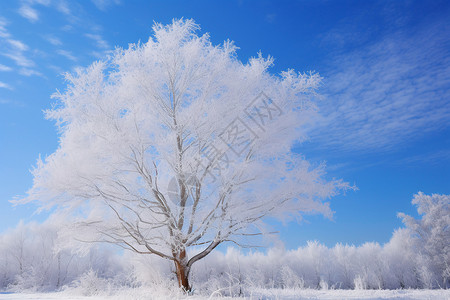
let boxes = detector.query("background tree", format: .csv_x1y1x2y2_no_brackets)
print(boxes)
21,19,348,291
398,192,450,288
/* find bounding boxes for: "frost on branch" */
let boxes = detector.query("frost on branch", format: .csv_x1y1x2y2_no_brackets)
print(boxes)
20,19,349,290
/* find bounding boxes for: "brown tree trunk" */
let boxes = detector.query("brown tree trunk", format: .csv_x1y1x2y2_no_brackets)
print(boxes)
174,260,190,292
174,248,191,292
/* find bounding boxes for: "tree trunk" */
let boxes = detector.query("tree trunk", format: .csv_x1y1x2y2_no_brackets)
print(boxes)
174,260,190,292
174,249,190,292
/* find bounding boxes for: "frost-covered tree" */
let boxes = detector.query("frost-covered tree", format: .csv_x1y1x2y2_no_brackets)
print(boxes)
21,19,348,291
383,228,418,288
332,243,357,288
0,218,123,292
398,192,450,288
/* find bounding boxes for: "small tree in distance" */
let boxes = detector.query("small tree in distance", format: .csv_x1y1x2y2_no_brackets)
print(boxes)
398,192,450,288
21,19,349,291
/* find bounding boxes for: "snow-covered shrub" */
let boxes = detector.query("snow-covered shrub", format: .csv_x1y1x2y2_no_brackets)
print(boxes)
280,265,305,289
69,269,112,296
319,278,329,290
353,275,367,290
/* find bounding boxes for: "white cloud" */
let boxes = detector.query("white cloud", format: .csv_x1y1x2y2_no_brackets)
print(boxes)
3,52,35,68
33,0,51,5
310,19,450,152
47,65,64,74
0,98,25,107
0,81,13,90
56,49,77,61
85,33,109,49
54,1,80,25
0,27,35,69
56,1,71,15
90,50,107,59
18,0,52,22
18,5,39,22
0,64,12,72
7,39,29,51
61,24,73,31
91,0,121,11
399,149,450,165
19,68,43,77
3,2,77,78
45,35,62,46
0,18,11,38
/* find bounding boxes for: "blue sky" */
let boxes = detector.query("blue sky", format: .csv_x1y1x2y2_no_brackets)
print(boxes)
0,0,449,249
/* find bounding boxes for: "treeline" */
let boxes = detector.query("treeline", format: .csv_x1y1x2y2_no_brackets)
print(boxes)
0,219,125,292
0,192,448,294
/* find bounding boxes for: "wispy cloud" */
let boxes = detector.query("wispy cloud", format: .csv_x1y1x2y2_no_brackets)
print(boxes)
18,0,51,22
90,50,105,59
6,1,112,79
3,52,35,68
0,18,11,38
85,33,109,49
0,81,13,90
47,64,64,74
311,18,450,152
0,19,40,75
18,5,39,22
7,39,29,51
56,1,71,15
0,64,12,72
56,49,77,61
61,24,73,32
45,35,62,46
53,1,81,25
399,149,450,165
91,0,121,11
19,68,43,77
0,98,25,107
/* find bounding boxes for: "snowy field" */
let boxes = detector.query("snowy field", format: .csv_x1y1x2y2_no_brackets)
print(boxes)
0,289,449,300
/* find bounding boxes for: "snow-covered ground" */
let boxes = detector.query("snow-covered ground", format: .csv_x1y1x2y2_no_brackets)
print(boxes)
0,289,449,300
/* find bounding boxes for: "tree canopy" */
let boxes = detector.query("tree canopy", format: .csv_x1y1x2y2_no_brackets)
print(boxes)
22,19,349,290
